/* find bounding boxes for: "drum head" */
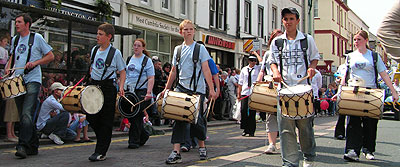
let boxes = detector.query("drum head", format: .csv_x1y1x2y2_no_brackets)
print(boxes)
81,86,104,114
118,92,140,118
279,84,312,96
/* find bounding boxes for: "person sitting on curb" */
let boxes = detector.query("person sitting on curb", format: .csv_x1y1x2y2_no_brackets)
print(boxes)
36,82,76,145
68,113,92,143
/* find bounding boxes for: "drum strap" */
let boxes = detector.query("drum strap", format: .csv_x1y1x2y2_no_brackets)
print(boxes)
175,43,201,93
10,33,35,74
24,33,36,74
88,45,117,81
10,35,20,70
134,56,149,91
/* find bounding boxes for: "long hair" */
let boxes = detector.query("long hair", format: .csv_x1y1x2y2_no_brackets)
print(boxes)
134,38,150,57
267,29,283,49
354,30,371,50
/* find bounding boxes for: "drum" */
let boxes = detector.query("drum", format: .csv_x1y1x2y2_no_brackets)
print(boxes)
157,90,200,124
0,75,26,99
279,84,314,119
60,86,104,114
337,86,384,119
117,92,141,118
249,82,278,113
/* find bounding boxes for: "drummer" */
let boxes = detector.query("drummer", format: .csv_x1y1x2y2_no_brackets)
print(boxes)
86,23,126,161
256,29,283,154
5,13,55,159
160,19,216,164
268,8,319,167
341,30,398,162
124,38,154,149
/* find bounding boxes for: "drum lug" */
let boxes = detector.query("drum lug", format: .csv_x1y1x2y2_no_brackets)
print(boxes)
184,106,190,110
305,100,310,105
364,100,369,104
353,86,359,94
268,82,274,89
185,97,191,101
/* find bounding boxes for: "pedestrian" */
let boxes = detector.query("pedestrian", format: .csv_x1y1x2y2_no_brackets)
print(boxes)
256,29,283,154
86,23,126,161
125,38,154,149
341,30,399,162
268,8,320,167
238,54,261,137
312,69,322,117
36,82,76,145
6,13,55,159
160,19,216,164
226,68,239,120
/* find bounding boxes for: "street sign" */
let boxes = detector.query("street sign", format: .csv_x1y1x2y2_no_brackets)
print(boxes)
252,39,260,51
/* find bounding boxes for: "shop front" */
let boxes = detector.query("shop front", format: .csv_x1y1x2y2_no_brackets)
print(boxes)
126,4,182,64
0,0,140,96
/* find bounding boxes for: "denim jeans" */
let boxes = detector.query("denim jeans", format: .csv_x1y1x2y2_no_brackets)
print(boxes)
69,119,89,131
41,112,76,141
14,82,40,152
277,105,316,167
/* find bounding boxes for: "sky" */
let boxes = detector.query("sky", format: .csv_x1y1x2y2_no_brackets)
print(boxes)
347,0,397,35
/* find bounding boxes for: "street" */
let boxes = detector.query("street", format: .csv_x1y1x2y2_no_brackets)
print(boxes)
1,116,399,166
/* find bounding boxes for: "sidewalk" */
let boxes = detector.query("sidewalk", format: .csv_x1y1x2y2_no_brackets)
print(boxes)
0,120,236,149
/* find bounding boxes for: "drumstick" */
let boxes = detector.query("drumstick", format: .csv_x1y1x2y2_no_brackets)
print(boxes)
297,75,310,84
133,99,146,107
58,76,85,103
280,81,295,94
122,95,135,106
238,95,250,101
141,95,161,112
7,67,25,71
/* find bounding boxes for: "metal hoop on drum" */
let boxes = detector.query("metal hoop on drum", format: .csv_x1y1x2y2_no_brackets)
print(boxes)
118,92,141,118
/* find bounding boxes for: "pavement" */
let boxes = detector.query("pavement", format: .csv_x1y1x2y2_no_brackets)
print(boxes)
0,119,237,149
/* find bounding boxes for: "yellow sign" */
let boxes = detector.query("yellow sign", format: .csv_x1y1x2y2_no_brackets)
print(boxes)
243,39,254,52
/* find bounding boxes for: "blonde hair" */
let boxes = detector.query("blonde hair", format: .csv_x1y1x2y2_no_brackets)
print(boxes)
179,20,195,31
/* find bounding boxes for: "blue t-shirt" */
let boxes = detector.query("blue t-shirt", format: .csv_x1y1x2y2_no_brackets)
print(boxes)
347,50,386,88
125,54,155,91
36,95,65,131
172,42,211,94
11,33,52,84
90,44,126,80
208,59,218,75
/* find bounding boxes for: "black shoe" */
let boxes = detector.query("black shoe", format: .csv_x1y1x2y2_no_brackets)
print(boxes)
88,153,106,161
248,133,255,137
336,135,345,140
128,144,139,149
166,151,182,164
15,146,27,159
27,149,38,156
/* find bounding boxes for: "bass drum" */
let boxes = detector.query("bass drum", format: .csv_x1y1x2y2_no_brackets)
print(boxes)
117,92,141,118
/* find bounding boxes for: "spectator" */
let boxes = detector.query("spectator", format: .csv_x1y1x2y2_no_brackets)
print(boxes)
36,82,76,145
226,68,239,120
151,58,163,126
3,99,19,142
0,34,9,75
325,83,336,116
69,113,92,143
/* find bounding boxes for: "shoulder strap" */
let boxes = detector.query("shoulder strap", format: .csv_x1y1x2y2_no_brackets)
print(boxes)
190,43,201,93
300,33,310,85
275,38,284,82
85,45,100,81
174,45,183,88
23,33,36,74
101,46,116,80
372,51,380,88
345,55,351,84
10,35,20,70
135,56,149,90
126,56,132,65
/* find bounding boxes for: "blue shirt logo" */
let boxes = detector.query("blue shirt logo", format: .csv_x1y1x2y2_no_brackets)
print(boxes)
17,44,27,54
95,58,105,69
128,64,135,71
355,62,366,69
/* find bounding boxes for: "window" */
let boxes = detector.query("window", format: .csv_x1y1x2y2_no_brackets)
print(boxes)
337,5,339,24
217,0,224,29
244,1,251,33
272,6,277,29
314,0,318,17
141,0,149,5
344,12,347,29
258,6,264,37
332,1,334,20
210,0,226,30
340,9,343,27
162,0,170,11
210,0,216,27
180,0,186,15
332,35,335,54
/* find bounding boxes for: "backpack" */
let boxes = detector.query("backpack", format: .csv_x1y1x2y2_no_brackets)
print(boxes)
275,33,310,84
175,43,201,93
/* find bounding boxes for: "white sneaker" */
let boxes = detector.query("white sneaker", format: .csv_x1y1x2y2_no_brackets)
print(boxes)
344,149,359,161
264,144,276,154
40,134,48,139
303,161,313,167
363,152,375,160
48,133,64,145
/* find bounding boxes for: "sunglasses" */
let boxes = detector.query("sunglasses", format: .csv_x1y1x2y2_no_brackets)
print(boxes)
249,59,257,62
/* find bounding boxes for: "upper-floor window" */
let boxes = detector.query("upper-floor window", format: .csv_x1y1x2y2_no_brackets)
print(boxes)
272,6,277,29
332,1,334,20
244,1,251,33
162,0,170,11
258,6,264,38
210,0,226,30
314,0,318,17
141,0,150,5
180,0,186,15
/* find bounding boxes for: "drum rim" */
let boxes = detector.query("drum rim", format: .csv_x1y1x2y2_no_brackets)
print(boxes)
81,85,104,114
279,84,312,95
117,91,140,118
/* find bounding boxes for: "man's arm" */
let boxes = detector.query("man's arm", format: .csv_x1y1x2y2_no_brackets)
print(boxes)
118,69,126,97
25,51,54,69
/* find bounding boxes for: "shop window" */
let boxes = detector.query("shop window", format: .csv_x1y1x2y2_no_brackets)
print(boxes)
146,31,158,51
159,34,170,53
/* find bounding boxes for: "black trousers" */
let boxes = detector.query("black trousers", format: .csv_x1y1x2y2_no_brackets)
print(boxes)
334,114,346,137
86,79,116,156
345,116,378,155
240,95,256,134
128,89,149,146
313,99,321,114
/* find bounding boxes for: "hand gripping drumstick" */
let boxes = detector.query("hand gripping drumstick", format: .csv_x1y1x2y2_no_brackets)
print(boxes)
141,95,162,112
58,76,85,103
